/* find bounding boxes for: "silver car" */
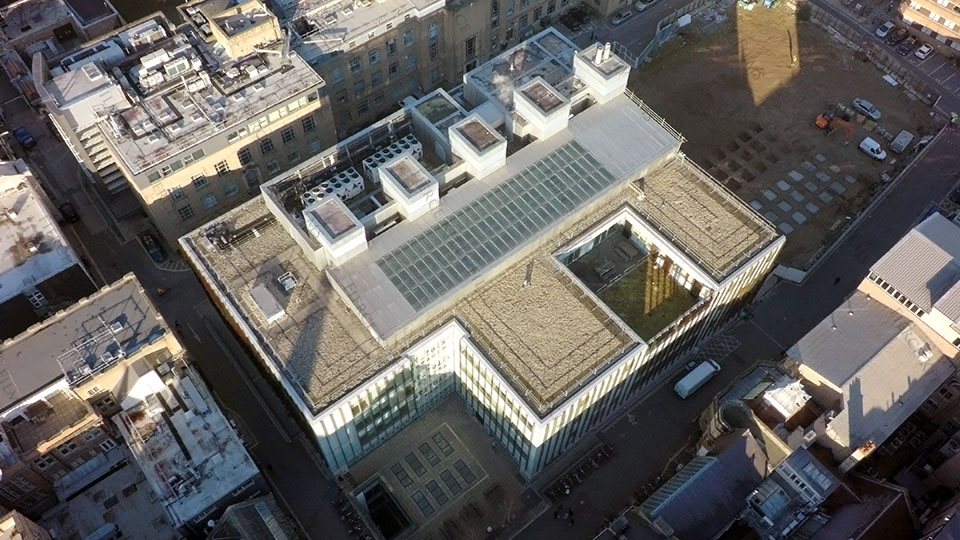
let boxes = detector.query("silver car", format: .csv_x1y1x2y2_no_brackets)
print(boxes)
852,97,881,121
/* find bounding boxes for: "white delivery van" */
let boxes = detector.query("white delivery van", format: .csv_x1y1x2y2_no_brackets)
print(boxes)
859,137,887,161
674,359,721,399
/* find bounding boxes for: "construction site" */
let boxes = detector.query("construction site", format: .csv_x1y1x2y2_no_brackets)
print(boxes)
631,1,939,268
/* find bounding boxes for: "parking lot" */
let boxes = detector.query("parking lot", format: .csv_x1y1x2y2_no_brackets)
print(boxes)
630,3,939,268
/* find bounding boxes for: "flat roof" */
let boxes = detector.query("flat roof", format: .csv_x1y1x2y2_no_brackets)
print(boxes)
788,291,957,452
0,162,80,304
384,156,432,195
309,199,356,239
332,93,681,339
284,0,445,59
44,17,322,174
116,357,259,527
0,0,71,42
521,81,564,114
3,389,91,453
458,254,634,410
456,119,500,152
0,275,165,412
632,156,777,281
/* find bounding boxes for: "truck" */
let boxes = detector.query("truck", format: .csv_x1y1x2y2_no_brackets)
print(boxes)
674,359,721,399
890,130,914,154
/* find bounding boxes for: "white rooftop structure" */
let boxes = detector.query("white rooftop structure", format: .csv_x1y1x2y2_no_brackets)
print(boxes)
762,375,812,421
113,356,259,529
39,14,323,175
283,0,445,63
0,160,79,304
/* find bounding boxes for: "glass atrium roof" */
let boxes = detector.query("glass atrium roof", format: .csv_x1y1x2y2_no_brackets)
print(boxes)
377,141,616,311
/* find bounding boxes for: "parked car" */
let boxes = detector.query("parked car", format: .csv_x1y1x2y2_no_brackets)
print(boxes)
915,43,934,59
12,127,36,149
897,35,918,55
852,97,881,121
611,9,631,25
951,186,960,204
875,21,894,38
141,234,167,263
885,27,908,45
58,202,79,223
635,0,657,11
859,137,887,161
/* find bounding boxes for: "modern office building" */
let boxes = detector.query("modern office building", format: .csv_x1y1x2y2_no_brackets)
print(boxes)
0,159,96,340
34,8,337,242
182,29,784,478
0,274,262,532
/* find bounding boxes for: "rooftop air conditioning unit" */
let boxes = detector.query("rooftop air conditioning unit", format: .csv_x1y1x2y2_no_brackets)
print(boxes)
110,321,123,333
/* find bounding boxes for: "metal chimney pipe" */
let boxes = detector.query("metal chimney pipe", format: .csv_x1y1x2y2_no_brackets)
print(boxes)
603,42,612,61
593,45,603,65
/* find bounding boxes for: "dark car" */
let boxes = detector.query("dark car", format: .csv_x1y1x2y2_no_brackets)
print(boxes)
141,234,167,263
885,27,908,46
12,127,36,150
897,35,918,55
58,202,79,223
951,186,960,204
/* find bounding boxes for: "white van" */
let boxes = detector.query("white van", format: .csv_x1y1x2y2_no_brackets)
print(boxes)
859,137,887,161
674,359,720,399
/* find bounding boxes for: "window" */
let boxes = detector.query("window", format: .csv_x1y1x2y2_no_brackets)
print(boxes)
57,441,79,456
224,180,239,198
349,57,362,73
215,160,229,176
192,174,209,190
288,149,300,163
302,115,316,132
201,193,217,209
374,92,385,106
431,68,442,83
260,138,274,154
403,29,415,46
547,0,556,13
178,205,195,221
281,127,295,143
941,388,955,400
369,49,380,64
331,66,344,83
353,79,366,95
534,6,542,20
147,171,162,183
308,139,322,153
32,455,56,470
99,439,118,452
238,148,252,166
389,62,399,75
335,89,348,103
386,38,397,55
266,159,280,174
371,70,383,88
10,476,34,491
429,23,439,59
82,428,101,442
507,0,514,15
465,37,477,59
358,101,369,115
491,0,500,26
405,53,416,69
169,187,186,202
521,0,528,6
520,14,528,27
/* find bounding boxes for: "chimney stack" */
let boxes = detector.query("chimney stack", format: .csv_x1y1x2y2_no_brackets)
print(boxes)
593,44,603,65
603,42,612,61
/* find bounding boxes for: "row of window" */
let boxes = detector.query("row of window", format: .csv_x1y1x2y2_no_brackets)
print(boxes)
330,28,424,84
868,273,926,316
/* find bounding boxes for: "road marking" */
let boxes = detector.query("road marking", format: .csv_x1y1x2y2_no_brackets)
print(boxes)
929,60,948,75
941,73,956,84
185,321,203,343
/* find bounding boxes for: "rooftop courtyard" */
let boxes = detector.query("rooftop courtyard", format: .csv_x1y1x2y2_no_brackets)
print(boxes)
563,224,701,341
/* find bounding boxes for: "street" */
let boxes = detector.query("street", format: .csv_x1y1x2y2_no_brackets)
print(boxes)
519,128,960,538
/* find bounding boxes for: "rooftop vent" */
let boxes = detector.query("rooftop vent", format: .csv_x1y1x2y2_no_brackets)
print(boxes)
110,320,123,333
277,271,298,292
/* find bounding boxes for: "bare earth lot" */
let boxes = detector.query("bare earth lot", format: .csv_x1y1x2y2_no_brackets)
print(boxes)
630,4,938,268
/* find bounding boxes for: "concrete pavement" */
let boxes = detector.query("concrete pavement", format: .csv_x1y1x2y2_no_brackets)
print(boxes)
519,129,960,538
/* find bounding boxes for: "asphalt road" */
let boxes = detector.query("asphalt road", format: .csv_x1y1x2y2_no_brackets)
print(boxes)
519,128,960,539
